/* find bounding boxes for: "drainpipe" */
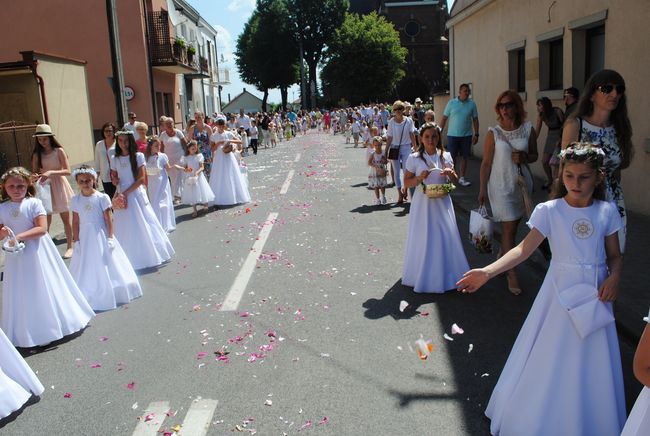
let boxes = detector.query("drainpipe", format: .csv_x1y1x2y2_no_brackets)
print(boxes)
142,0,158,132
30,64,49,124
106,0,128,126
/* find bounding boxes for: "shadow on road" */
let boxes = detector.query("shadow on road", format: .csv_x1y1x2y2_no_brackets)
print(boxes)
0,395,40,430
362,279,441,320
17,328,88,357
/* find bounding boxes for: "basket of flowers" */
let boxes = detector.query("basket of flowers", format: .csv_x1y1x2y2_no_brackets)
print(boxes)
422,182,456,199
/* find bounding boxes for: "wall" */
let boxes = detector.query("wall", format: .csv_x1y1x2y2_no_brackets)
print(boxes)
37,58,94,166
0,72,43,123
449,0,650,214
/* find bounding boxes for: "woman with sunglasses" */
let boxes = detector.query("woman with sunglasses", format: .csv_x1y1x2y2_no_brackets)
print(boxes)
94,122,117,198
561,69,633,252
479,90,538,295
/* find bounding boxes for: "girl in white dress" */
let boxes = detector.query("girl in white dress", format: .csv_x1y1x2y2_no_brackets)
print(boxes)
367,136,387,205
111,131,174,269
0,327,44,419
69,166,142,311
402,123,469,293
621,310,650,435
176,140,214,217
0,167,94,347
457,143,626,436
145,136,176,233
208,118,251,207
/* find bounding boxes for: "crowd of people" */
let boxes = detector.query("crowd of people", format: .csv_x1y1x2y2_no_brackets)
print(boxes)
1,67,649,435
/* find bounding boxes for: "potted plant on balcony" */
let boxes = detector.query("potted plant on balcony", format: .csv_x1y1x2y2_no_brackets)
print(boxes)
173,37,186,60
187,44,196,63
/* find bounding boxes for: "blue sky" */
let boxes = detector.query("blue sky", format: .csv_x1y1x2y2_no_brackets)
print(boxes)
187,0,299,105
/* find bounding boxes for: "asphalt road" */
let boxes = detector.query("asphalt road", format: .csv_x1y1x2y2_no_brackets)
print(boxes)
0,131,641,435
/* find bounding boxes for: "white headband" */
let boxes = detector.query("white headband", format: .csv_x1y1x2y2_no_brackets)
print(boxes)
72,167,97,179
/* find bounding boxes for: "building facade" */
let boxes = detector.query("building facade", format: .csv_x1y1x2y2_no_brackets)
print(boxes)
447,0,650,214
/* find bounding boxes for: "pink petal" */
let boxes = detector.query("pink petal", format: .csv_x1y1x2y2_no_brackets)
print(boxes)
99,336,109,342
144,413,155,422
63,392,72,398
318,416,329,425
451,323,464,335
90,363,102,368
399,300,409,312
196,352,208,360
127,382,135,390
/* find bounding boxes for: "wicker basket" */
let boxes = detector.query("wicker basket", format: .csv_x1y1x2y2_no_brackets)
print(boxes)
423,184,449,199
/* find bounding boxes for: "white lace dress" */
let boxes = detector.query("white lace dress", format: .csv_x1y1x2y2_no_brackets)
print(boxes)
487,121,534,222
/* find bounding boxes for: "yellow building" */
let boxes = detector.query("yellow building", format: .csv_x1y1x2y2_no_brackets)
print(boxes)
447,0,650,214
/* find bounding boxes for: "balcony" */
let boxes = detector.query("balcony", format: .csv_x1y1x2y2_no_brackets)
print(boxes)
215,68,231,85
147,11,199,74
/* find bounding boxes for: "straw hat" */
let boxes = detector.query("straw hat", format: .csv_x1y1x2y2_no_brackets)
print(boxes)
33,124,55,137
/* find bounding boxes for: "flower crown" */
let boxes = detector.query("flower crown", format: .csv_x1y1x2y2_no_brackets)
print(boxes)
1,166,32,184
558,142,606,163
72,166,97,179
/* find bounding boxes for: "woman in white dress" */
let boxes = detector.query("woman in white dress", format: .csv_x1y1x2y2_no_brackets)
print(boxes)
0,327,44,419
479,90,538,295
145,136,176,233
402,123,469,293
0,167,94,347
176,140,214,217
110,131,174,269
458,143,626,436
622,311,650,435
159,117,187,201
70,166,142,311
208,117,251,207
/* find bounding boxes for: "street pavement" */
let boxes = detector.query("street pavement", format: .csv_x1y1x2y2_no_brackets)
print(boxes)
0,131,643,435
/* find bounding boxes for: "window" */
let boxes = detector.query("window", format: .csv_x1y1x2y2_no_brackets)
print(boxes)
569,10,608,90
508,47,526,93
537,27,564,92
548,39,563,90
585,25,605,81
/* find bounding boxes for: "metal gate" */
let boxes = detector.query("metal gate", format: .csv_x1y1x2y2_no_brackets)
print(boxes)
0,121,37,175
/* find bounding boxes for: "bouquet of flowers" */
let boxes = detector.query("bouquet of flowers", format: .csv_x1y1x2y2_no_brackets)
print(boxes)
469,206,493,253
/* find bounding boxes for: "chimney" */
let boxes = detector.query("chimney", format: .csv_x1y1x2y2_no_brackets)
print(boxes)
228,93,231,103
243,87,246,93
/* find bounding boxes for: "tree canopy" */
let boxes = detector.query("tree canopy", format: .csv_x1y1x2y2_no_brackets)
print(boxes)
321,12,407,105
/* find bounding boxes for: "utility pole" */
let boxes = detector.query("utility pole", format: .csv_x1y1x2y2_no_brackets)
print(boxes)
106,0,128,127
299,39,306,111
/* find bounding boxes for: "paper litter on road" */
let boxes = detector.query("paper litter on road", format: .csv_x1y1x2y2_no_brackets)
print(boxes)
443,333,454,341
451,323,464,335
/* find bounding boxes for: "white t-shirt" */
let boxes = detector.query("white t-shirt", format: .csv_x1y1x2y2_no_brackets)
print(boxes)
249,126,258,139
122,122,136,133
160,129,186,164
387,117,414,146
237,115,251,130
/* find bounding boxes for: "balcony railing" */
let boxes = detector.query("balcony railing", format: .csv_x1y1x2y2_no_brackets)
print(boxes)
216,68,231,85
147,10,198,73
199,56,209,75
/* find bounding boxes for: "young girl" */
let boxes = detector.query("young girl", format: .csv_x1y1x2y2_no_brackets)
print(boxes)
344,122,352,144
457,142,625,435
31,124,75,259
0,167,94,347
0,326,44,419
284,119,293,141
111,131,174,269
176,140,215,217
269,121,278,148
367,136,387,205
209,118,251,207
70,166,142,311
145,136,176,233
621,309,650,435
402,123,467,292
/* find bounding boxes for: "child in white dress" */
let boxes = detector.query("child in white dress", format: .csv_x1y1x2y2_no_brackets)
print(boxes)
111,131,174,269
176,140,215,217
70,166,142,311
457,143,626,436
145,136,176,233
0,167,94,347
367,136,387,205
344,122,352,143
0,327,44,419
621,309,650,435
209,118,251,207
402,123,468,292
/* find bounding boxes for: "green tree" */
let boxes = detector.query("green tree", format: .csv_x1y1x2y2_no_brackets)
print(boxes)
235,12,271,110
321,12,407,104
287,0,349,108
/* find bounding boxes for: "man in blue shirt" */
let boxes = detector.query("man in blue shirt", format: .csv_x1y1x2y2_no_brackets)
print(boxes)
439,83,479,186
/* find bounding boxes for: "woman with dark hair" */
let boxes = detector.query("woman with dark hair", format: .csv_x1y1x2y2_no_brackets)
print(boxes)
401,122,468,293
561,69,633,252
479,90,538,295
31,124,75,259
535,97,565,188
95,122,117,199
110,131,174,269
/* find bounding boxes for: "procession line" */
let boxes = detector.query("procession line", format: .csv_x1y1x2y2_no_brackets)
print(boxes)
280,169,295,195
220,212,279,311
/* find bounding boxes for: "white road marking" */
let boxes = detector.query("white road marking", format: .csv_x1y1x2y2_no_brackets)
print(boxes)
178,399,218,436
280,169,295,195
294,152,301,162
132,401,169,436
220,212,279,311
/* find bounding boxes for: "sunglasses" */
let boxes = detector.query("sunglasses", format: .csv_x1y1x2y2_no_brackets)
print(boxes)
596,84,625,95
497,101,516,109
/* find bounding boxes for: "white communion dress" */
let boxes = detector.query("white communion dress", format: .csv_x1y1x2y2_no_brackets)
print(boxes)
208,130,251,206
402,151,469,293
0,198,94,347
179,153,215,205
111,153,174,269
486,199,626,436
146,152,176,233
0,327,44,419
69,191,143,311
621,316,650,436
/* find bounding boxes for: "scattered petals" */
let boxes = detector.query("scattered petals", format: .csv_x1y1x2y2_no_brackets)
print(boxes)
318,416,329,425
171,424,182,432
399,300,409,312
90,363,102,368
144,413,155,422
451,323,464,335
299,420,313,431
415,339,434,360
481,373,490,377
468,344,474,353
99,336,109,342
127,381,135,390
264,399,273,406
443,333,454,342
63,392,72,398
196,352,208,360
